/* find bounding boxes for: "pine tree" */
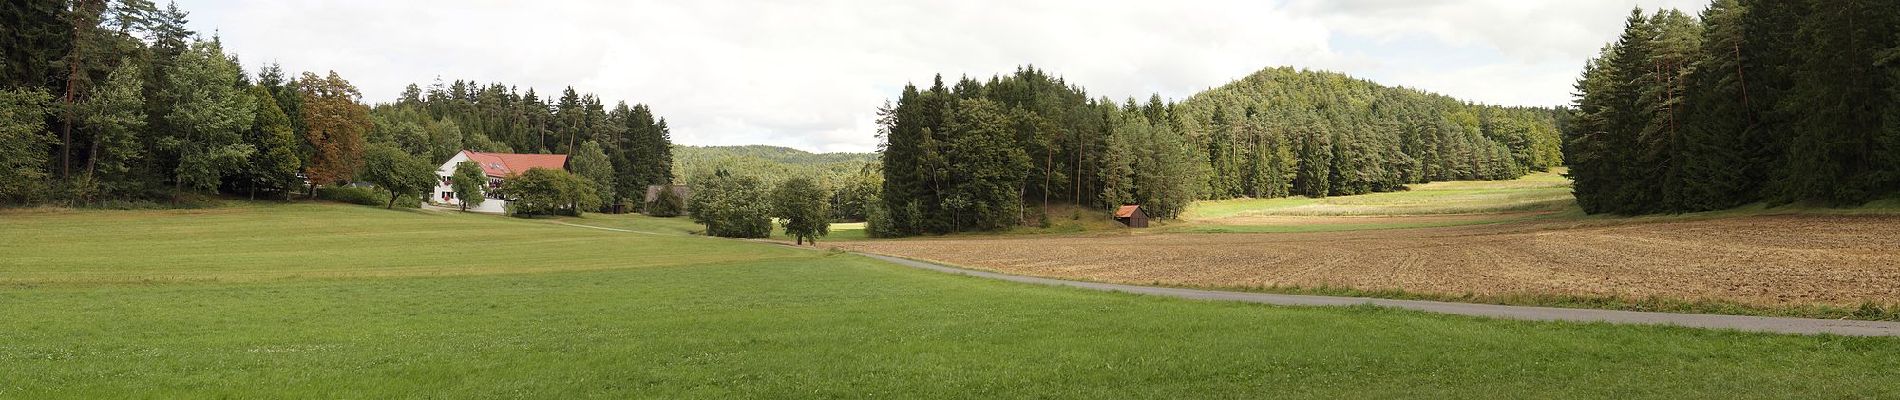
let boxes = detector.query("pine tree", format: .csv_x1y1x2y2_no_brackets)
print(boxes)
1675,0,1755,211
1772,0,1899,204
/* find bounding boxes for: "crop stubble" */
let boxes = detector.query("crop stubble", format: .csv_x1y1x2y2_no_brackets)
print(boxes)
835,214,1900,308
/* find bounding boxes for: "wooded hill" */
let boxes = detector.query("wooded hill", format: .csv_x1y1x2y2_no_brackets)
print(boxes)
1567,2,1900,215
873,66,1564,236
1175,67,1564,199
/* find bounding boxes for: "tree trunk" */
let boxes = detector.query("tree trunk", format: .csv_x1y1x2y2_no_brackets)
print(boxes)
387,191,398,209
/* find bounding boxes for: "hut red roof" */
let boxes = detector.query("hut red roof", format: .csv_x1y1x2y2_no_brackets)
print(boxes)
462,151,567,177
1115,205,1142,218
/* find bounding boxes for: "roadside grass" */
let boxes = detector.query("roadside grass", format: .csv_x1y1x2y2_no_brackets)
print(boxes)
4,203,1900,397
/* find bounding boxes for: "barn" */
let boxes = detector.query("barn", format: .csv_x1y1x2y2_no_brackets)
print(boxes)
1114,205,1149,228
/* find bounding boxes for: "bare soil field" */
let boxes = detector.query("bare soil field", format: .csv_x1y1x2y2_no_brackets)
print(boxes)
834,214,1900,309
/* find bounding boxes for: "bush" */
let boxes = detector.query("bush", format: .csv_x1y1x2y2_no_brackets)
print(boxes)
646,186,685,217
318,186,419,208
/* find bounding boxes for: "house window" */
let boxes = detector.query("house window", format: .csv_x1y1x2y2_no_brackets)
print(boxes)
443,192,455,201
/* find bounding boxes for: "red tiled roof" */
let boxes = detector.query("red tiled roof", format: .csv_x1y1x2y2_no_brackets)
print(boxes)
462,151,567,177
1115,205,1142,218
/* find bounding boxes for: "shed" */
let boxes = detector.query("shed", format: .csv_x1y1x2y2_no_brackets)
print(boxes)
1114,205,1149,228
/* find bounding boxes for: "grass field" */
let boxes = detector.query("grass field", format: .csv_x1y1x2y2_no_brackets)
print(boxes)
1184,168,1575,220
5,203,1900,397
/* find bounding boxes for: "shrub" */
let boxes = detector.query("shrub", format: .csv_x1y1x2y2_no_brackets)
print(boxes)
646,186,685,217
318,186,420,208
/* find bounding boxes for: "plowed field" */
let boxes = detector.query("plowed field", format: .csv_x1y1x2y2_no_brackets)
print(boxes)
834,214,1900,308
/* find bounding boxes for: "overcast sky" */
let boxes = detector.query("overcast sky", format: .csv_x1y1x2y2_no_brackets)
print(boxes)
177,0,1711,153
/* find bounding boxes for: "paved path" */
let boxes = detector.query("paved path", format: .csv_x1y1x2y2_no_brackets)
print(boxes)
859,254,1900,337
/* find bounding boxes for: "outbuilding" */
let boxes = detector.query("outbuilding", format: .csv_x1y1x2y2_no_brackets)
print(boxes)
1114,204,1149,228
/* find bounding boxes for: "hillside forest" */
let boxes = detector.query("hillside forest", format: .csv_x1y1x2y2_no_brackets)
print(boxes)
1566,1,1900,214
873,67,1565,236
0,0,674,209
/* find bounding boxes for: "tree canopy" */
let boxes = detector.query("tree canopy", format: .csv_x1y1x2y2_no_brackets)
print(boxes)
1567,3,1900,214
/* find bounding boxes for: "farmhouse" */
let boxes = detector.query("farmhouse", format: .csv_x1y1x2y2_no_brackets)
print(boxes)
1114,204,1149,228
432,150,568,213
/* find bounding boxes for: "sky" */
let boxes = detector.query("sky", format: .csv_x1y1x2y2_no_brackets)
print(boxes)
176,0,1712,153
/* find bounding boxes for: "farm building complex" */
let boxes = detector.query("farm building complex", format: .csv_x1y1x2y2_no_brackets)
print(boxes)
432,150,568,213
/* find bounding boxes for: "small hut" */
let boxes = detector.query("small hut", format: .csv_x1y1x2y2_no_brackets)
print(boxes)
1113,205,1149,228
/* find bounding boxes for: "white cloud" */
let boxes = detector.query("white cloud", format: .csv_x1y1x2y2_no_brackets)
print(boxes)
179,0,1711,153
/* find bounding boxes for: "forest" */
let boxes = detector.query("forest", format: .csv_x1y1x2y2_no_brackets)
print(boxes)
873,66,1564,236
0,0,674,209
1567,1,1900,215
674,145,880,223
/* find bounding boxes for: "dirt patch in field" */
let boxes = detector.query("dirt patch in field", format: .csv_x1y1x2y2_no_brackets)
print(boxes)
833,214,1900,308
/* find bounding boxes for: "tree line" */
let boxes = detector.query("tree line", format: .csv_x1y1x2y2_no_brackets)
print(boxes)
0,1,674,209
874,66,1564,237
673,145,880,222
374,79,676,209
1567,2,1899,215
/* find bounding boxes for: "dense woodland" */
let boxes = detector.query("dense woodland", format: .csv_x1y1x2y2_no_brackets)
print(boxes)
1568,2,1900,214
874,67,1565,236
0,1,674,209
674,145,880,223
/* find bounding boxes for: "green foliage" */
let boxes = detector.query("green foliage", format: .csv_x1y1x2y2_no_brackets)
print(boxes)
645,185,685,217
451,160,486,212
770,177,831,245
78,60,149,201
570,141,616,209
161,40,255,196
315,186,418,208
243,85,301,200
503,168,601,217
687,171,772,238
1568,2,1900,214
1177,67,1563,199
360,144,435,209
827,166,882,221
0,88,54,204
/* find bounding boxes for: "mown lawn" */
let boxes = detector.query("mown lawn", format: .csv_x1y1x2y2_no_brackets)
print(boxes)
3,203,1898,398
